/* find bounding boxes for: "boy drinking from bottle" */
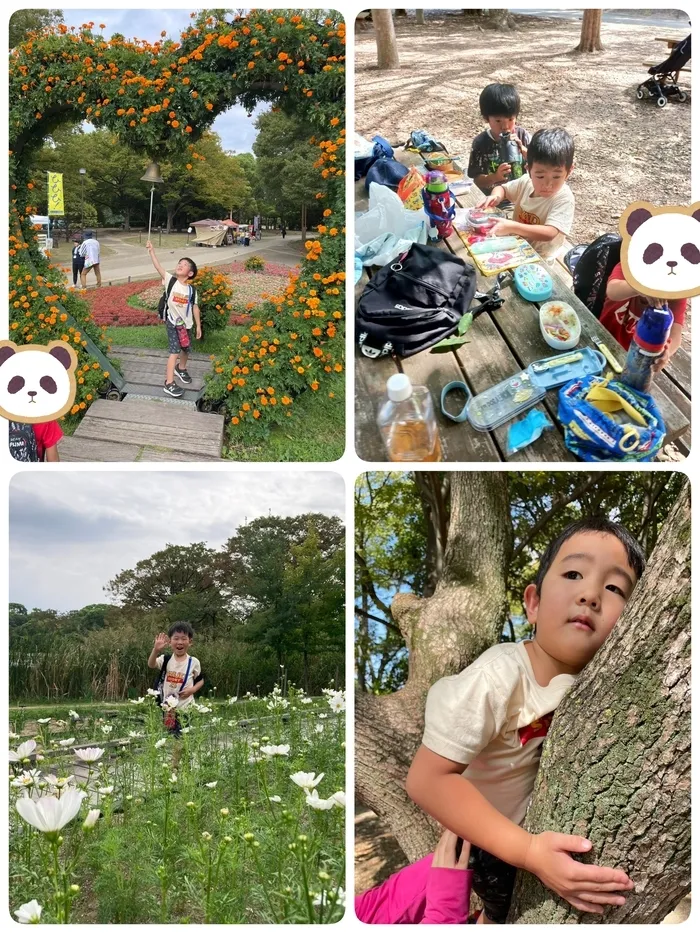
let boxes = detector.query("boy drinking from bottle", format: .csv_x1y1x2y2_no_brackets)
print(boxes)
406,518,641,923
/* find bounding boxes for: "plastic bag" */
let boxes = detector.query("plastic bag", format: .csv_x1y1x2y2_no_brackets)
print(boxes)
506,409,553,456
355,182,427,267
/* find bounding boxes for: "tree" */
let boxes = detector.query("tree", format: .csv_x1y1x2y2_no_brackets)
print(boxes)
9,603,29,627
356,473,512,859
9,9,62,49
372,9,400,69
415,11,425,27
508,483,690,923
575,9,604,53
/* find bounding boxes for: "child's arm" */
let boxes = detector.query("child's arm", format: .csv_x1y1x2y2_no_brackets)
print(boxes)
406,745,634,915
44,443,60,462
146,241,168,282
192,302,202,339
475,164,511,193
148,632,169,668
180,676,204,699
491,218,561,243
422,831,472,924
481,184,507,208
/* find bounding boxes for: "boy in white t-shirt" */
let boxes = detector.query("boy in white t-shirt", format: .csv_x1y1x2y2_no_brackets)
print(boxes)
406,518,643,923
148,622,204,737
481,128,575,263
146,242,202,398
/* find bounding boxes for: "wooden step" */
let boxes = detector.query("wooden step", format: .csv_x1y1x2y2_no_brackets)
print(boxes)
72,399,224,459
122,386,201,406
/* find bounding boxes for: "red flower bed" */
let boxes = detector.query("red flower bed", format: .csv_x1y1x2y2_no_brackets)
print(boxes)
85,279,161,327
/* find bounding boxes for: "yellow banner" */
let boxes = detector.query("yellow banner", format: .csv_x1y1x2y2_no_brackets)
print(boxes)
47,172,64,216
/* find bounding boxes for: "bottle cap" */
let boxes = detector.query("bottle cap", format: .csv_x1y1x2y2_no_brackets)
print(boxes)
387,373,412,402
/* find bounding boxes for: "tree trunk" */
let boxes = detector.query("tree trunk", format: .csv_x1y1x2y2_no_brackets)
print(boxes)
483,9,518,30
372,9,400,70
355,473,512,861
415,10,425,26
123,207,131,232
575,10,604,52
166,205,177,235
509,483,690,923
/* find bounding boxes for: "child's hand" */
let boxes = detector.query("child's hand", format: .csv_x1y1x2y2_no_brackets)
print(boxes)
146,240,154,251
480,194,500,209
493,162,511,183
153,632,169,652
179,686,194,699
492,220,515,238
651,338,672,373
196,324,202,340
524,831,634,914
431,830,471,870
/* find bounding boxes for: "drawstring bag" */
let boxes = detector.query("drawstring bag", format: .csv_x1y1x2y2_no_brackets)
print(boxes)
558,374,666,461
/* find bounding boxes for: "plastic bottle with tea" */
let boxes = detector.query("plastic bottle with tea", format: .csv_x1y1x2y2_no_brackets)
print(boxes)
377,373,441,462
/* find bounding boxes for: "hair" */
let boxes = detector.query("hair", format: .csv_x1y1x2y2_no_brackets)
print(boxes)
168,621,194,638
535,517,645,595
526,128,575,171
180,257,197,280
479,83,521,120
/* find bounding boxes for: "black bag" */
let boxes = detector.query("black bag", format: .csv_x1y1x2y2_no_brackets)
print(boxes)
571,233,622,320
157,277,177,322
356,243,478,357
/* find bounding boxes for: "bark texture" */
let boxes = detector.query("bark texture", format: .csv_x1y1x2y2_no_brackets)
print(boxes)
509,484,690,923
372,9,400,69
355,473,512,861
575,10,604,52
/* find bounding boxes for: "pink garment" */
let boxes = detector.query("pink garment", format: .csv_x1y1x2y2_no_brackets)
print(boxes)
355,854,472,924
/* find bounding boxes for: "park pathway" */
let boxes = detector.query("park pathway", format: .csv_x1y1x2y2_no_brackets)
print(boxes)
58,346,224,461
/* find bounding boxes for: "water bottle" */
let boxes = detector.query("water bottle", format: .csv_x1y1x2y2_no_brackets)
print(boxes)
499,132,524,179
620,303,673,393
377,373,441,462
422,171,455,239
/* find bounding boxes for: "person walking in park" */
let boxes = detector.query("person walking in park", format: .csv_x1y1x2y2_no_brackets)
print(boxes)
281,222,287,239
71,234,84,287
79,230,101,287
146,241,201,398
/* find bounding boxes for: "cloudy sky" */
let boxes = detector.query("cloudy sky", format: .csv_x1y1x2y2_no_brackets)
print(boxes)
68,9,267,152
10,471,345,611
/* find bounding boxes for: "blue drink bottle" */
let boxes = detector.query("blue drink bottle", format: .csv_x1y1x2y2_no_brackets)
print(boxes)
620,303,673,393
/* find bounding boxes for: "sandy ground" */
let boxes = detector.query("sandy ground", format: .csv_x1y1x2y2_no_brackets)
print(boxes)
355,9,692,353
355,805,690,922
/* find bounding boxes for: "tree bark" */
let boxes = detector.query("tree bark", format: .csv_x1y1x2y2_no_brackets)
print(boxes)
355,473,512,861
575,10,604,53
508,483,690,923
372,9,400,70
483,9,518,31
415,10,425,27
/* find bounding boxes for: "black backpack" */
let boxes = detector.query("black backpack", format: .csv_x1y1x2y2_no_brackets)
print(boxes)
356,243,478,357
157,278,194,322
570,233,622,320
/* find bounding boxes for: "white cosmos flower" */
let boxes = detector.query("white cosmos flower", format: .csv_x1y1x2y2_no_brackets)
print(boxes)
11,771,42,789
10,740,37,762
260,744,290,758
128,697,145,705
58,738,75,747
16,787,86,834
181,727,191,734
205,781,217,789
155,738,167,749
227,696,238,705
327,691,346,713
37,718,51,725
290,771,324,791
74,747,105,763
128,731,143,739
83,809,101,829
305,790,335,811
331,791,346,808
15,899,43,923
301,697,313,705
315,725,324,734
147,689,160,697
9,732,20,740
101,725,113,735
318,713,328,720
169,773,178,783
68,710,80,721
211,717,221,724
163,695,179,710
269,795,282,803
44,774,74,789
313,887,346,908
97,786,114,796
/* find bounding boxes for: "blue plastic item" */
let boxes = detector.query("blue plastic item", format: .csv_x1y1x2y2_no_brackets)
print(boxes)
529,348,606,390
440,381,472,422
354,255,364,285
506,408,553,455
620,303,674,393
514,263,553,302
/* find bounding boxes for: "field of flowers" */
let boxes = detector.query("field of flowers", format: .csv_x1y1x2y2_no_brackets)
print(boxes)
9,686,345,924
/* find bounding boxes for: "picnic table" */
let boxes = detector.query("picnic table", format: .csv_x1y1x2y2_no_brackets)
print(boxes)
355,147,690,462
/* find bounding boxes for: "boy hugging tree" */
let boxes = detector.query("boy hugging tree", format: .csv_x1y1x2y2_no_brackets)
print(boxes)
406,517,641,923
148,622,204,741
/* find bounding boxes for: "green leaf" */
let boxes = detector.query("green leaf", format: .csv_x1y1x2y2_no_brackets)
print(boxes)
457,312,474,336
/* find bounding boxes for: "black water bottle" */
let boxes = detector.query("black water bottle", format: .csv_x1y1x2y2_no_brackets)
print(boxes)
500,132,524,179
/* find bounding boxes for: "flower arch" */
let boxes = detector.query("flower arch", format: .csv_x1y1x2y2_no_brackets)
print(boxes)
9,9,345,440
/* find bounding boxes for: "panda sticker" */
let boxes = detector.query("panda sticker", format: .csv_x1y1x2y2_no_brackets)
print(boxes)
0,341,78,423
620,202,700,301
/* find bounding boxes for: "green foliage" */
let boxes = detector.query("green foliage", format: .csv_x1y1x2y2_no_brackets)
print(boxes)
244,254,266,272
193,267,234,332
9,8,62,49
356,471,687,695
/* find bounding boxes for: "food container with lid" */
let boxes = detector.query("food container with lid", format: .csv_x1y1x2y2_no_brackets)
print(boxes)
513,262,553,302
539,300,581,350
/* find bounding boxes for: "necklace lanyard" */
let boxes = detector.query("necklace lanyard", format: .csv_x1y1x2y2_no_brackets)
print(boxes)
178,656,193,693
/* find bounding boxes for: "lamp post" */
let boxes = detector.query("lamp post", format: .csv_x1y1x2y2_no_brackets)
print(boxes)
79,168,86,230
140,161,164,243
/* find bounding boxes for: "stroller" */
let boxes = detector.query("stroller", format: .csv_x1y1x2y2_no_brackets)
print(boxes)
637,34,690,107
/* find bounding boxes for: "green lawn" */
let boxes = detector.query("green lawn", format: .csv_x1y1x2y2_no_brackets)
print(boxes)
49,241,117,262
224,376,345,462
105,324,247,354
123,232,195,249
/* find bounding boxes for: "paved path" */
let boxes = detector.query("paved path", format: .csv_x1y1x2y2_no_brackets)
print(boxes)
67,233,304,288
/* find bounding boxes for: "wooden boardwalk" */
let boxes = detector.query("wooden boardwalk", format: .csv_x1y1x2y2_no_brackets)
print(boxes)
59,346,225,461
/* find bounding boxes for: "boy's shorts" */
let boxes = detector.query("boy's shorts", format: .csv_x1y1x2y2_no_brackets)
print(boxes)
165,319,191,355
162,707,189,738
468,845,517,923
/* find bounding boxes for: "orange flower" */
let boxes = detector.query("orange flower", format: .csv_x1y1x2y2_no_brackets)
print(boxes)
171,119,180,128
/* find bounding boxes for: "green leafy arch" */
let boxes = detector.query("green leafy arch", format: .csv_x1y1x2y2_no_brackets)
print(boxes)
9,9,345,440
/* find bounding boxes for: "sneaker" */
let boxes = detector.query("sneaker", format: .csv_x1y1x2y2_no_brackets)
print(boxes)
174,365,193,385
164,382,184,398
